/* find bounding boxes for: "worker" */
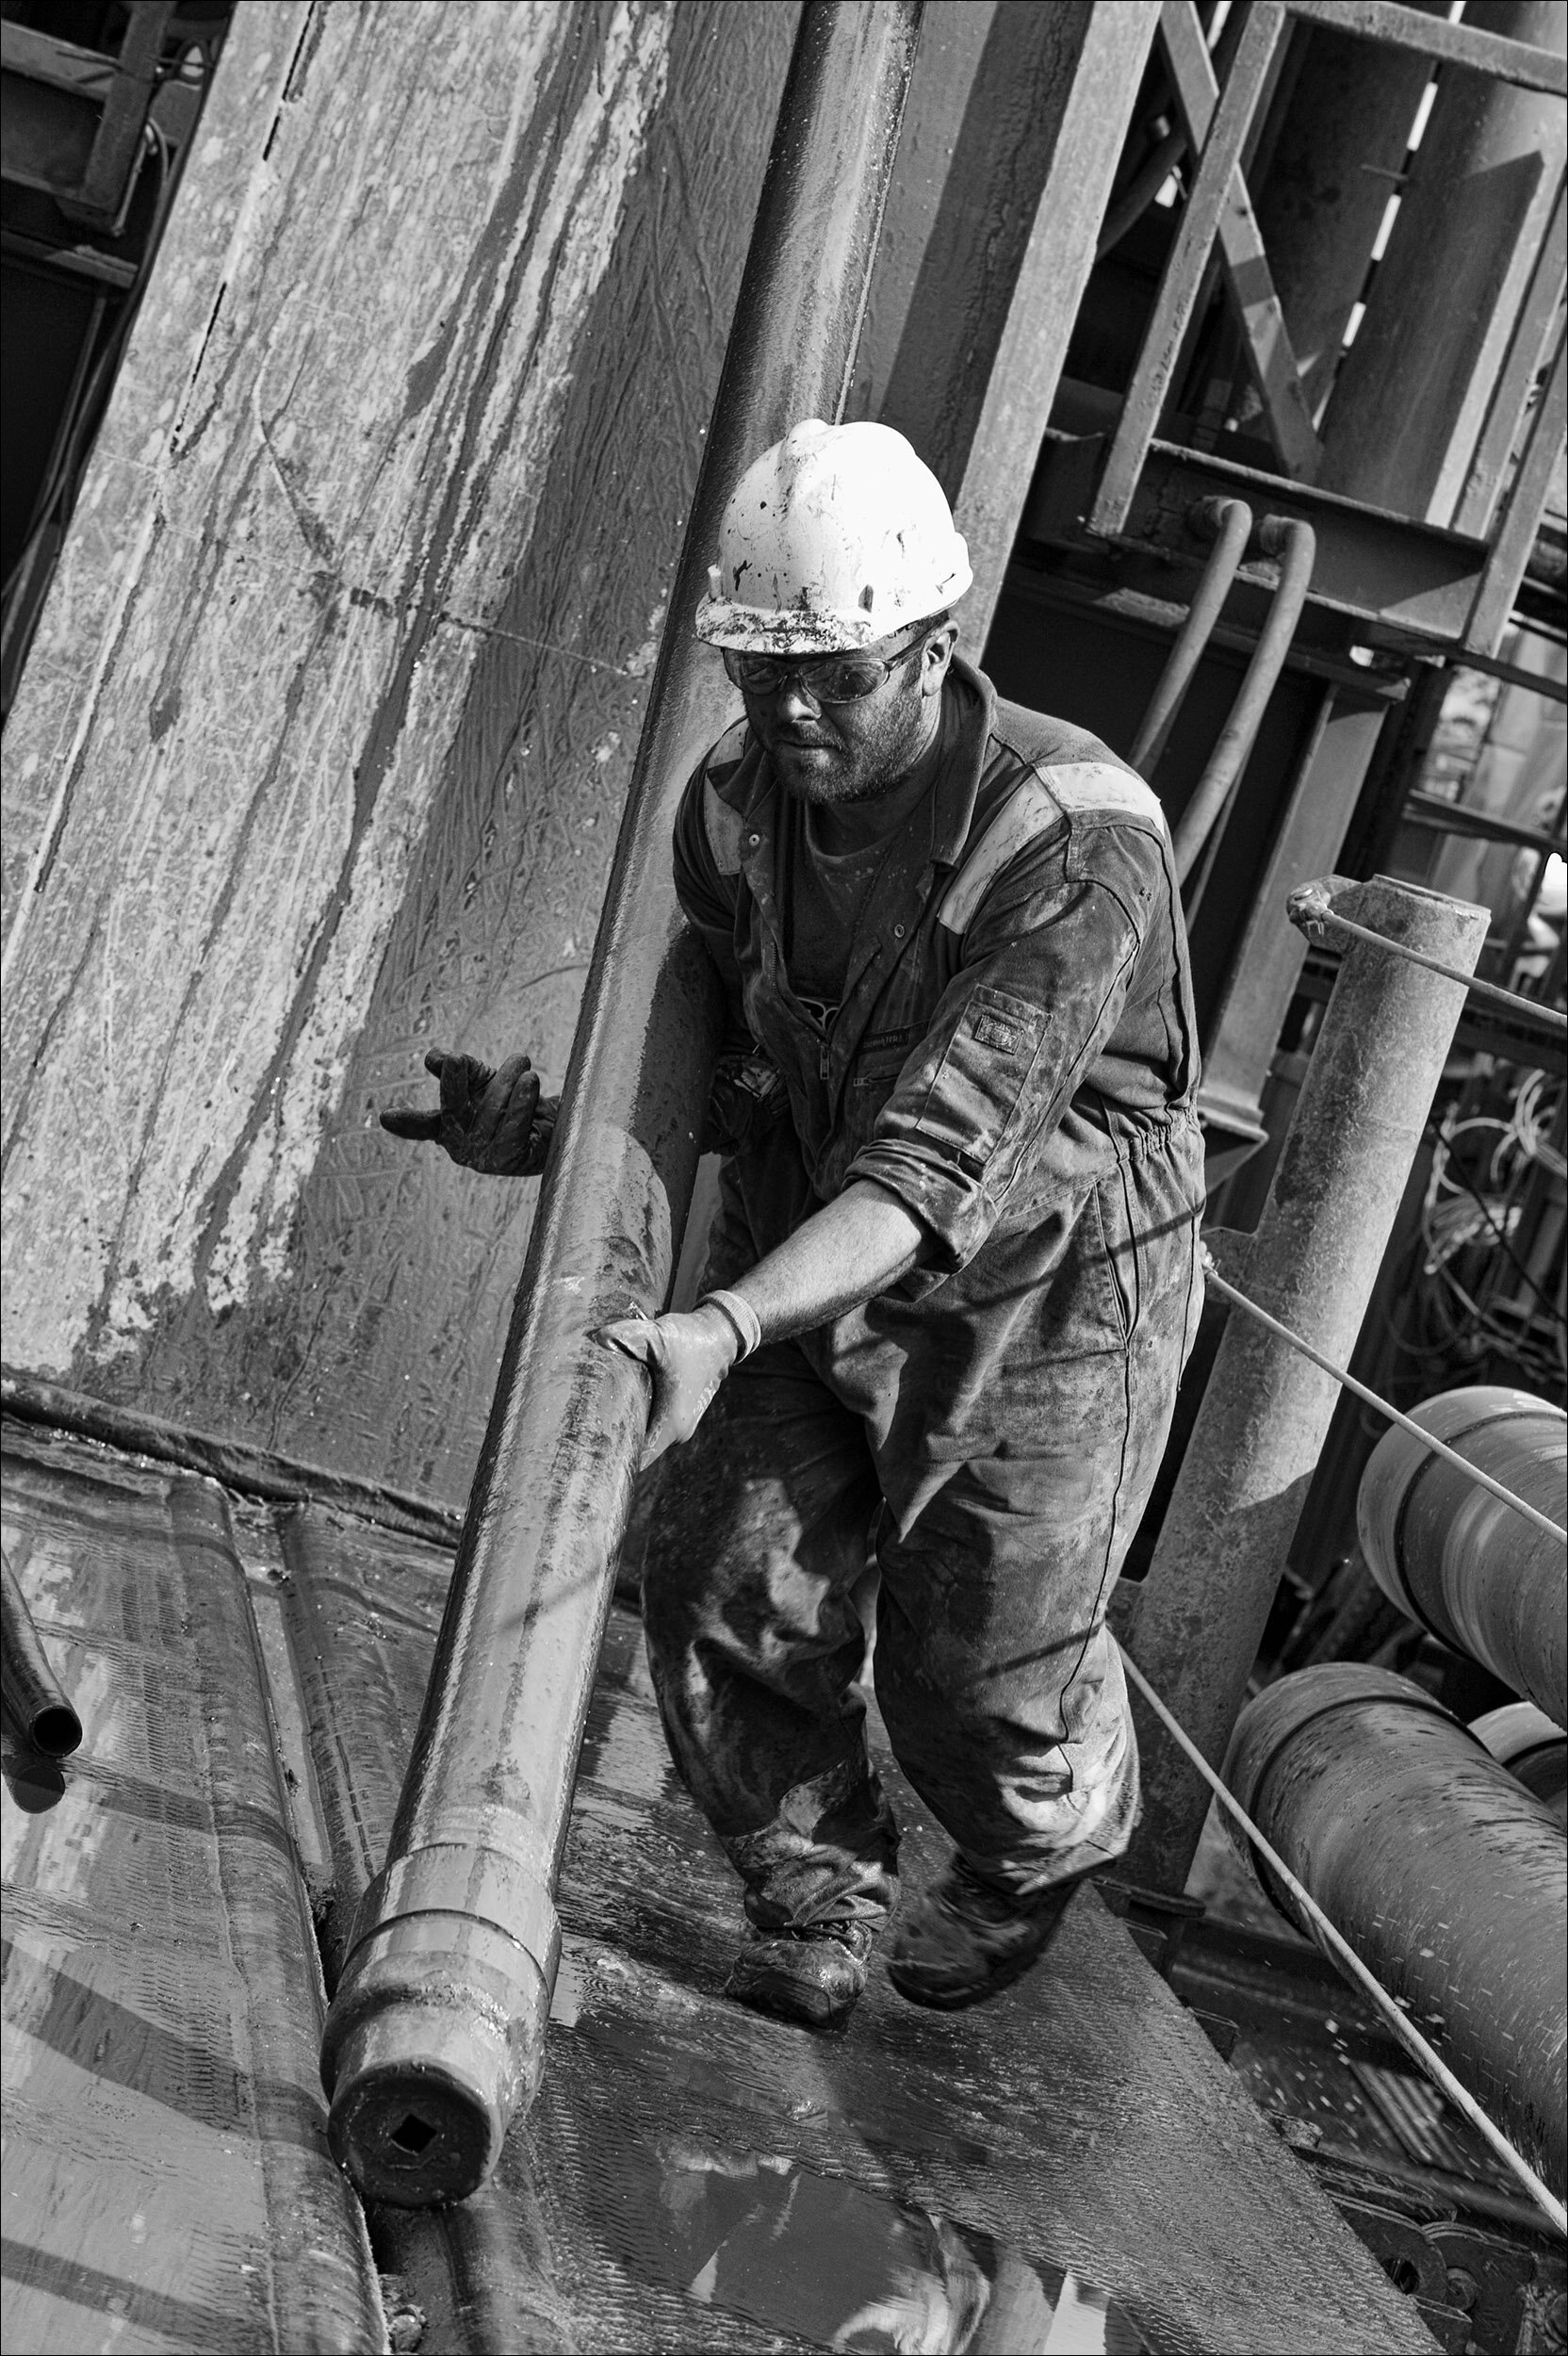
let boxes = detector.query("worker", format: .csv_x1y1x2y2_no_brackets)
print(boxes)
383,419,1205,2031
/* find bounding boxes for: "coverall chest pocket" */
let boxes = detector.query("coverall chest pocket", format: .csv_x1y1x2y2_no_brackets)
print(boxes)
914,984,1044,1175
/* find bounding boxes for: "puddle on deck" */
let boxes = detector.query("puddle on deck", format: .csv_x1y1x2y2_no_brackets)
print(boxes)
595,2131,1147,2353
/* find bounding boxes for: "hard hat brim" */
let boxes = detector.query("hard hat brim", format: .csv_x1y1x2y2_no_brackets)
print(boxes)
693,595,884,655
693,566,971,656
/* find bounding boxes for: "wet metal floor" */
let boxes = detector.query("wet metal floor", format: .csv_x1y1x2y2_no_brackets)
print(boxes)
2,1416,1438,2353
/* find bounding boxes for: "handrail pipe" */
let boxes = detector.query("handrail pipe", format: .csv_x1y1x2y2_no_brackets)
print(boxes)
1226,1663,1567,2199
1172,514,1315,893
1128,494,1252,777
318,0,927,2209
1,1546,82,1759
1121,875,1489,1896
1359,1384,1566,1729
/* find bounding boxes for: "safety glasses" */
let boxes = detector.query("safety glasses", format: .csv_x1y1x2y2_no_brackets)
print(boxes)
721,629,926,704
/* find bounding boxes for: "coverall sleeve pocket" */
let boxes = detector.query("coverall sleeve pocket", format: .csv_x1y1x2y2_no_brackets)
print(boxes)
912,984,1044,1173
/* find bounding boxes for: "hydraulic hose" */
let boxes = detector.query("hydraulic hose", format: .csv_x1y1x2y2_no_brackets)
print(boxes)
1,1546,82,1758
1129,495,1252,776
1173,514,1315,892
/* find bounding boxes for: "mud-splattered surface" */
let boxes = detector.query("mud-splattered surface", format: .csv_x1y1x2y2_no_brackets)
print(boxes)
268,1448,1434,2352
0,1427,383,2354
1,0,795,1508
1,1418,1440,2353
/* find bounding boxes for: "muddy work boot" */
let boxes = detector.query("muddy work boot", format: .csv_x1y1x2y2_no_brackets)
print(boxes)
887,1854,1097,2012
725,1921,875,2030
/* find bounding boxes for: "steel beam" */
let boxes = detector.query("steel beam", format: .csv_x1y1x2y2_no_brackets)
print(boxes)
1090,3,1289,539
1122,874,1490,1895
1157,1,1320,481
1454,178,1566,538
318,0,925,2210
1317,0,1567,527
1285,0,1567,96
1031,431,1499,643
1466,326,1568,655
952,0,1159,647
1197,692,1385,1147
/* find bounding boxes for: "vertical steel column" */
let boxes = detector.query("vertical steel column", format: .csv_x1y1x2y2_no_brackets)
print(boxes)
1122,875,1490,1894
318,1,924,2209
1318,1,1567,526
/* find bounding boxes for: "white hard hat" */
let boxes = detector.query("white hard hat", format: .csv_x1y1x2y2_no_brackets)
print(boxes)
695,418,972,655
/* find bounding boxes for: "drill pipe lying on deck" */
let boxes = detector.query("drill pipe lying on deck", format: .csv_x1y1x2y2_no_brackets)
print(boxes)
1359,1384,1567,1729
318,0,926,2209
1,1546,82,1758
1226,1663,1567,2198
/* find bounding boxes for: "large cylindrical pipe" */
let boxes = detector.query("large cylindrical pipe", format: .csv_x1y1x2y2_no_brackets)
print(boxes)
1472,1701,1568,1828
1123,875,1490,1895
1359,1384,1566,1729
1,1546,83,1759
1225,1664,1566,2196
318,0,926,2209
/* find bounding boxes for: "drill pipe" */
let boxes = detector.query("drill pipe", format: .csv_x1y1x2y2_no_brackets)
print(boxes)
1122,875,1490,1895
319,0,926,2208
1,1546,82,1758
1225,1664,1567,2197
1359,1384,1566,1728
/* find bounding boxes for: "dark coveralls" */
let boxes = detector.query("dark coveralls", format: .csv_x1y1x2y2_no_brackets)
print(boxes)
643,655,1204,1930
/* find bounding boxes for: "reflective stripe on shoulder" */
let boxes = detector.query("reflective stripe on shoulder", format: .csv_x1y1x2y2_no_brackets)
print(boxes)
937,777,1058,932
1044,760,1166,827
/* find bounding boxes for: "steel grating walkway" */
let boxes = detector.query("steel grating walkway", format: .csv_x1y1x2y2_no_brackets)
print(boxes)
1,1415,1437,2353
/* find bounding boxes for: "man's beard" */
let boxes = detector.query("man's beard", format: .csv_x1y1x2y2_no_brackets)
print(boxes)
764,730,916,806
774,760,899,806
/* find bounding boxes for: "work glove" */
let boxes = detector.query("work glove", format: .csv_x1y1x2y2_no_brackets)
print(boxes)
596,1304,740,1466
379,1047,557,1175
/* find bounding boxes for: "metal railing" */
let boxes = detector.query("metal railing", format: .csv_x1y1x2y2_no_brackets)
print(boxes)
1086,0,1566,659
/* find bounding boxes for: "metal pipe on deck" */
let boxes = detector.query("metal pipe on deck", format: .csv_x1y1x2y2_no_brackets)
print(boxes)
1225,1663,1567,2197
1128,495,1252,776
318,0,926,2209
1121,874,1490,1897
1,1546,82,1759
1359,1384,1567,1728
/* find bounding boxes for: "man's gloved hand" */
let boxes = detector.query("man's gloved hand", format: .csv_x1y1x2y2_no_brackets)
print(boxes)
596,1303,740,1465
380,1048,556,1175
